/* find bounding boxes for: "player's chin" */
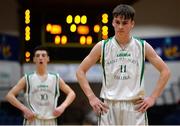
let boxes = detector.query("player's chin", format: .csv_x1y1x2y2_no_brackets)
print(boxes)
117,32,124,36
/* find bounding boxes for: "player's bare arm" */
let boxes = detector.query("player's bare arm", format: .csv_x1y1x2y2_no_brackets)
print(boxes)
53,78,76,117
5,77,35,121
76,41,109,115
138,42,171,112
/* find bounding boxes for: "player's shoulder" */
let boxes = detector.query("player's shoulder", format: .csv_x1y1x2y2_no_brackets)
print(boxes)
133,36,146,43
99,36,114,49
48,72,60,78
102,36,114,44
24,71,34,77
49,72,59,76
132,36,148,48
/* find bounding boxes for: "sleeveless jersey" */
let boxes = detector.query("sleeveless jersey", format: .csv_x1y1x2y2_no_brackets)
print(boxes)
100,36,145,100
24,72,60,119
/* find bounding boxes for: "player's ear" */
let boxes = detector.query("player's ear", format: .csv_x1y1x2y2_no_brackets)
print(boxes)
47,56,50,62
33,57,35,63
112,21,115,27
131,20,135,28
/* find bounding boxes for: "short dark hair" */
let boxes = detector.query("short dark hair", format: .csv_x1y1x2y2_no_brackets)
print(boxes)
33,45,49,56
112,4,135,20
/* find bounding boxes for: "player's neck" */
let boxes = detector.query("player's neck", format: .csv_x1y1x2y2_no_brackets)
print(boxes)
36,67,47,76
36,70,48,82
115,35,131,47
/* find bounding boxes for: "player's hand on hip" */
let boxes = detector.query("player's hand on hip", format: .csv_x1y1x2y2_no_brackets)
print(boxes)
22,107,36,122
53,106,65,117
137,96,155,113
89,96,109,115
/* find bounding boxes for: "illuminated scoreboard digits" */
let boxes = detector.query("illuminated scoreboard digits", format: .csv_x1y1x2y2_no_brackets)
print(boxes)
43,12,112,47
22,8,114,62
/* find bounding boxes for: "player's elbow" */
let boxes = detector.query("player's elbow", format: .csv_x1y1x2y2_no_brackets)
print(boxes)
166,67,171,80
68,89,76,105
76,68,80,79
163,66,171,81
76,67,85,80
5,92,13,102
71,90,76,101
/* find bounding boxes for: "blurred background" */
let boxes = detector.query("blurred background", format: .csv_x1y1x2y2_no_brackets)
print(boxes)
0,0,180,125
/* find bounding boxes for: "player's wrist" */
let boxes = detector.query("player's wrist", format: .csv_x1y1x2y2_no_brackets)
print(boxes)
87,93,96,100
20,106,28,113
150,95,157,101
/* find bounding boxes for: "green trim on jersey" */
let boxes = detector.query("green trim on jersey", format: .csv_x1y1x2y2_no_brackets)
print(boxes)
49,72,59,96
49,72,60,108
102,37,112,85
145,112,149,125
25,73,35,112
23,118,27,125
139,39,145,86
134,37,145,86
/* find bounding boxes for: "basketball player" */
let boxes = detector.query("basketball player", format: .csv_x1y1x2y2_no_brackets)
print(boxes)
76,4,170,125
6,46,76,125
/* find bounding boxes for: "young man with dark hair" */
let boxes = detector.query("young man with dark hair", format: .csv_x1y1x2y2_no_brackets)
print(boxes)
76,4,170,125
6,46,76,125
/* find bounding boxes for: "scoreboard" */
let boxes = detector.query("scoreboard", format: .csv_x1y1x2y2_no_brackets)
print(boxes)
21,5,115,62
43,9,114,46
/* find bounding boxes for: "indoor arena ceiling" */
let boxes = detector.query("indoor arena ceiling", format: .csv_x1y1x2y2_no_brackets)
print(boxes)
18,0,140,10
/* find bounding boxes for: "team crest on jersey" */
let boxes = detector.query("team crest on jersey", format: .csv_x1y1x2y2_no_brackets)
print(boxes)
117,51,131,57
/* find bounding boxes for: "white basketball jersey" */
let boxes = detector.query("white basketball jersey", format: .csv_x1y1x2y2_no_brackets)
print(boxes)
24,72,60,119
100,36,145,100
